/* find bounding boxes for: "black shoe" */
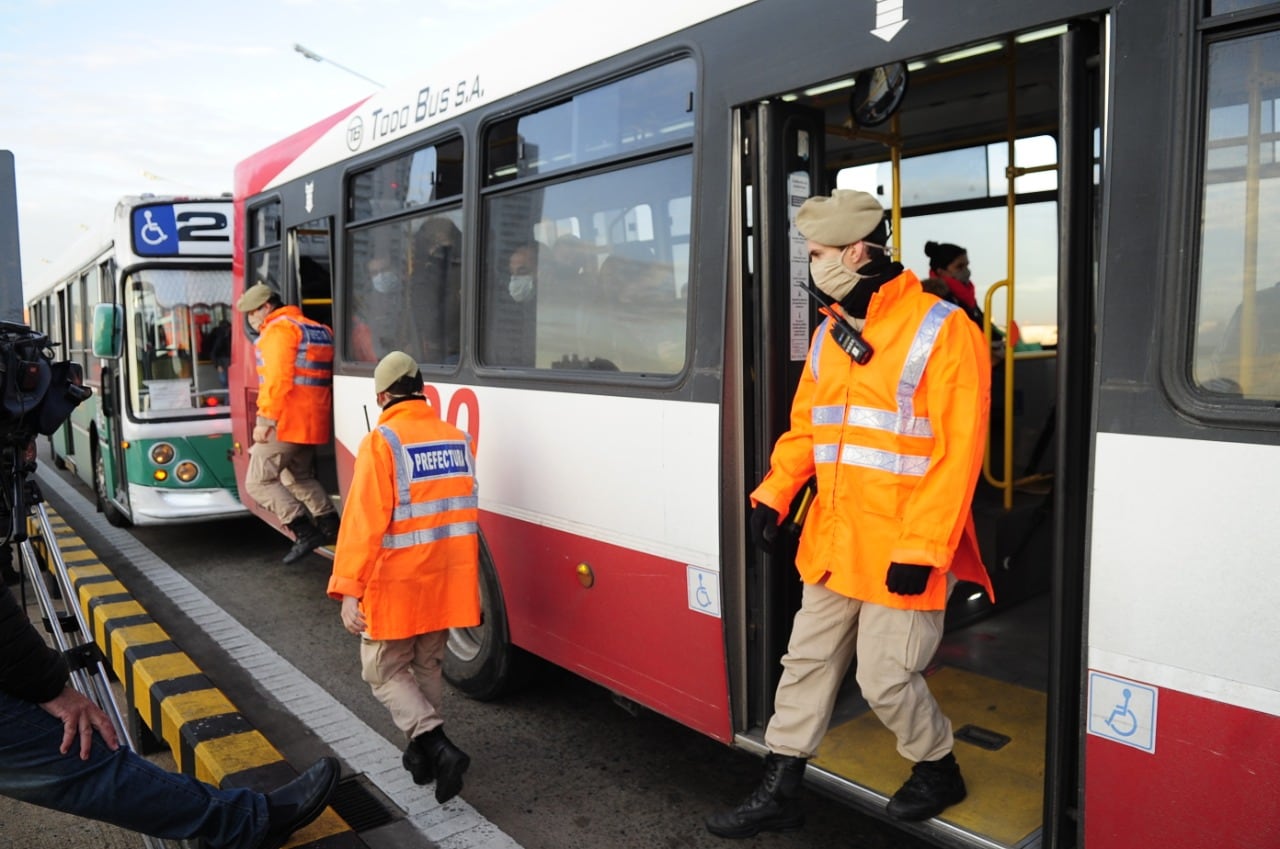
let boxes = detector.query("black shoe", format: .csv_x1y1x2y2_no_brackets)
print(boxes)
403,739,434,785
415,727,471,803
314,512,340,545
257,756,340,849
283,518,326,564
705,753,806,838
885,753,967,821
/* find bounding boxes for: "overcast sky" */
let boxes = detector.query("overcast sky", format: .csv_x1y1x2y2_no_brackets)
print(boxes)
1,0,562,298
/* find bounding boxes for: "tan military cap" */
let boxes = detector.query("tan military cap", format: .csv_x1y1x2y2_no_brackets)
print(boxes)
795,189,884,247
235,282,274,312
374,351,420,393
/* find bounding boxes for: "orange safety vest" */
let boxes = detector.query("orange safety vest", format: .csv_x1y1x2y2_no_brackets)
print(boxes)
327,399,481,640
751,270,993,611
254,305,333,445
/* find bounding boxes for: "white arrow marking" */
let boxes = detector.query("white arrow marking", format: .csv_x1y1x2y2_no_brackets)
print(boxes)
871,0,908,42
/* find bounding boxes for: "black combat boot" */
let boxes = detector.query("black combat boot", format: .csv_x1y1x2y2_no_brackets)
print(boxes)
885,752,967,821
314,512,340,545
402,737,435,785
705,753,807,838
411,726,471,803
283,516,325,564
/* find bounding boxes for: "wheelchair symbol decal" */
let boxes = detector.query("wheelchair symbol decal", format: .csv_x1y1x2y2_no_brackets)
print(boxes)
137,210,170,246
1088,671,1158,753
686,565,720,618
1104,688,1138,737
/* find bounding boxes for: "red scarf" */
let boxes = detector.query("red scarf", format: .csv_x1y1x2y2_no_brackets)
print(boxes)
937,272,977,311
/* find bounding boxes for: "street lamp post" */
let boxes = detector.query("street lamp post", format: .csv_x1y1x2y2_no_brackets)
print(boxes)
293,43,383,88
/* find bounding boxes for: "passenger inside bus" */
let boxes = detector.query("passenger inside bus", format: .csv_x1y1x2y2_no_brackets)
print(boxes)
591,246,685,374
485,240,541,366
409,216,463,365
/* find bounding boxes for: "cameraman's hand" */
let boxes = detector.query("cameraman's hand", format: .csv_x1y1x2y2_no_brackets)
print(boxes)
40,686,118,759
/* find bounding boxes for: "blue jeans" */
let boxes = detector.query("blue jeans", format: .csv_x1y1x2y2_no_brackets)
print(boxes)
0,689,268,848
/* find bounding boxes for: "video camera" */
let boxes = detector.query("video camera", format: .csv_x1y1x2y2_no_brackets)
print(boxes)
0,320,92,542
0,320,92,442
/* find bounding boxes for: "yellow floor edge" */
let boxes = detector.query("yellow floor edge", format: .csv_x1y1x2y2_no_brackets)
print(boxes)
811,666,1045,846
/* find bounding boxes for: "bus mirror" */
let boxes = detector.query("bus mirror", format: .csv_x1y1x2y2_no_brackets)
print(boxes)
849,61,909,128
91,303,123,359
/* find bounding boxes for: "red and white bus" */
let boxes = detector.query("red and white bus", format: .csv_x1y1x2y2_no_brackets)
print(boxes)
229,2,1280,847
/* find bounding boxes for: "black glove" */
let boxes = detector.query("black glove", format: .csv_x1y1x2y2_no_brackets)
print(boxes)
885,562,932,595
749,504,781,553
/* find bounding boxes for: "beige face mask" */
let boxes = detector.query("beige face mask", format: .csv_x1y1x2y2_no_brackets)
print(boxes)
809,252,862,302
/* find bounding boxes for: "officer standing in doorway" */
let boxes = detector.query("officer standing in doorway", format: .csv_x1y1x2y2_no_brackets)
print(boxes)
706,190,993,837
236,283,340,563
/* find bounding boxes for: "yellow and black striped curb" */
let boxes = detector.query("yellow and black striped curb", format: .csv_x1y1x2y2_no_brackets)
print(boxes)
32,508,361,849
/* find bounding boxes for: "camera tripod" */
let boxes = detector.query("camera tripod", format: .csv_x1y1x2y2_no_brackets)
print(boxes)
13,474,171,849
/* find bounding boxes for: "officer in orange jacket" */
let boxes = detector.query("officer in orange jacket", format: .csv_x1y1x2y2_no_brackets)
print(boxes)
327,351,480,805
236,283,340,563
706,191,992,838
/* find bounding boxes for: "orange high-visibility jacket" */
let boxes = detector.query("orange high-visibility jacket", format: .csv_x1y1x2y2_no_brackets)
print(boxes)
327,398,481,640
751,269,993,611
253,305,334,445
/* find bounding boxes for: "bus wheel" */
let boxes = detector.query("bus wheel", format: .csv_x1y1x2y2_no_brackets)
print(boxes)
92,444,130,528
444,533,536,701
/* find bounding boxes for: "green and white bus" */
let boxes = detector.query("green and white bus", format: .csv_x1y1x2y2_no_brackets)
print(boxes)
27,194,247,526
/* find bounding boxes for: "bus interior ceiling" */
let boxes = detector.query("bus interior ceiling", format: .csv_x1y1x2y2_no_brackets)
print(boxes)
764,33,1064,847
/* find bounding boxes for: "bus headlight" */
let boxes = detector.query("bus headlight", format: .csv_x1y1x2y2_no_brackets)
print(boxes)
174,461,199,483
150,443,175,465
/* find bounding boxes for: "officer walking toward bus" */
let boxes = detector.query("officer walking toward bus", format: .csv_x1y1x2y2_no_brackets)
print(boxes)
706,190,993,837
327,351,480,804
236,283,340,563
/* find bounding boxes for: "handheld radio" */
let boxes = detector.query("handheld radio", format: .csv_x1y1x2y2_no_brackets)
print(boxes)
803,282,874,365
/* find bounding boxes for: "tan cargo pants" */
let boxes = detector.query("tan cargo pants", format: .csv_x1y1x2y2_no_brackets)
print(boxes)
360,631,448,740
764,580,954,764
245,438,332,525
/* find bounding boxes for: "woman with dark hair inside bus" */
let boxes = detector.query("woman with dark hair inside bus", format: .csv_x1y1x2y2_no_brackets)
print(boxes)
924,241,984,328
924,240,1014,359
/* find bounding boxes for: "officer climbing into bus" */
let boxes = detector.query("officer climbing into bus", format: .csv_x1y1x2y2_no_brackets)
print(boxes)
236,282,340,563
327,351,480,805
706,189,993,837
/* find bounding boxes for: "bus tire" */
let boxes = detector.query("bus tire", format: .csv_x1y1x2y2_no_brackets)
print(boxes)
444,532,536,701
92,443,130,528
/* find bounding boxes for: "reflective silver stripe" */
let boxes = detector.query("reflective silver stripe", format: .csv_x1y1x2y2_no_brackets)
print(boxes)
846,406,933,437
840,444,931,476
378,425,413,506
810,317,829,381
812,405,845,425
898,300,953,414
813,444,840,464
839,301,955,438
285,317,334,373
391,495,479,522
382,521,480,549
296,375,332,387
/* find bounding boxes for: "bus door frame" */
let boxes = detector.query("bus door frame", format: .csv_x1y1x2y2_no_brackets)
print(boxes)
736,100,827,735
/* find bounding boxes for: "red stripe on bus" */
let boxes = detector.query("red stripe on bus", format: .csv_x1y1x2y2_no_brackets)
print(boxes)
482,511,732,742
1085,682,1280,848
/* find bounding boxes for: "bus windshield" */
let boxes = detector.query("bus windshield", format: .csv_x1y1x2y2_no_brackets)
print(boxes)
124,268,232,420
